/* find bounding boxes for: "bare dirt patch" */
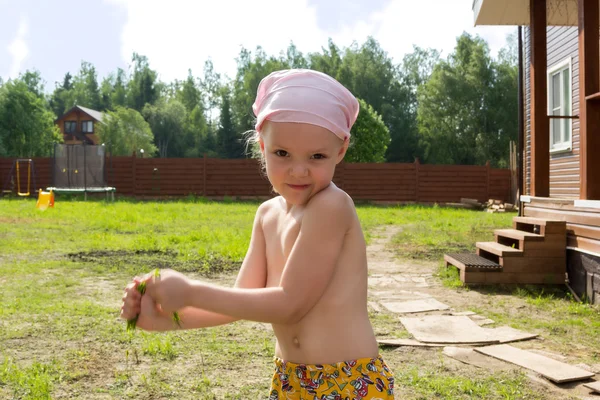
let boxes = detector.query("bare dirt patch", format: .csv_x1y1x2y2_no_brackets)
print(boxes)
68,250,241,276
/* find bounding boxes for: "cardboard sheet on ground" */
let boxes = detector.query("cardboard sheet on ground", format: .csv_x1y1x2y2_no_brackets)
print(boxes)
368,301,382,312
377,338,445,347
399,315,499,344
372,290,432,302
475,344,595,383
400,315,538,345
450,311,476,316
442,347,513,370
381,298,450,314
583,381,600,394
483,326,538,344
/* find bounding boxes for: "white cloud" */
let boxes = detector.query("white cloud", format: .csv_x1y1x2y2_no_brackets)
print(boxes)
106,0,328,82
331,0,516,64
106,0,516,83
7,16,29,79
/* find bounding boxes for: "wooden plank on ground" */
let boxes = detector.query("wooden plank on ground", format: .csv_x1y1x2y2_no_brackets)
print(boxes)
481,326,538,343
399,316,499,344
474,344,595,383
377,338,445,347
583,381,600,394
443,347,513,370
380,298,449,314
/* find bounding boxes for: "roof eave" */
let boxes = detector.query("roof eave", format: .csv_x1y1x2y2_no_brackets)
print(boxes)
473,0,582,26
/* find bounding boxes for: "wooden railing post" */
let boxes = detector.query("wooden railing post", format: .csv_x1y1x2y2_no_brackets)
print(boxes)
337,162,345,190
414,157,420,202
486,160,491,201
203,153,207,197
131,151,137,196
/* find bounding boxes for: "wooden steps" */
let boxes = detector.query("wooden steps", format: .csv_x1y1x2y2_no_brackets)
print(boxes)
445,216,567,285
494,229,544,242
513,216,567,235
476,242,523,257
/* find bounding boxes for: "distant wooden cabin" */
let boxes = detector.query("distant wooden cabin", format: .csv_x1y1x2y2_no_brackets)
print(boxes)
447,0,600,302
55,105,105,145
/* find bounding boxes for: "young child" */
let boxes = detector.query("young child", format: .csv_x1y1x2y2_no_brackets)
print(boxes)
120,69,395,399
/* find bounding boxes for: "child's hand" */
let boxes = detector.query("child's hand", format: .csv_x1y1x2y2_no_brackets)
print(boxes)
120,277,143,322
143,269,191,314
120,276,170,331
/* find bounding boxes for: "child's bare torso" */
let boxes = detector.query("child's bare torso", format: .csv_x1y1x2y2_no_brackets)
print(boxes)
261,189,378,364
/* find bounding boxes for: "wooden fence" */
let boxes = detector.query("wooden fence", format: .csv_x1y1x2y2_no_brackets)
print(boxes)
0,156,511,203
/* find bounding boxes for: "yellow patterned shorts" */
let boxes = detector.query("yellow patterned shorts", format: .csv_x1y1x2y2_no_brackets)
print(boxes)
269,354,394,399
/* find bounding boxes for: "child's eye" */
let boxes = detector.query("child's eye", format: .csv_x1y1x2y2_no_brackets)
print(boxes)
311,153,326,160
274,150,288,157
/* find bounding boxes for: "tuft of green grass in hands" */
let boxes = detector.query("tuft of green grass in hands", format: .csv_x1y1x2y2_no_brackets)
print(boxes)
126,269,181,331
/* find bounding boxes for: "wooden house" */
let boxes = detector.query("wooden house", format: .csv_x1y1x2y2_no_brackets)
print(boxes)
445,0,599,304
55,105,104,145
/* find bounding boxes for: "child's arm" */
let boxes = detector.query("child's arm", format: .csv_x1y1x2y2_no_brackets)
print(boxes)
148,190,351,325
167,203,269,329
122,204,268,331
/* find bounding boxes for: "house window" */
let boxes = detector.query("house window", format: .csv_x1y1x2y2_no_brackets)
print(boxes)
64,121,76,133
82,121,94,133
547,58,572,152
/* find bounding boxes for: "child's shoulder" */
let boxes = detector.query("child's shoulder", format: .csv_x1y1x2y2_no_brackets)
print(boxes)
308,184,353,210
257,196,281,214
302,185,355,229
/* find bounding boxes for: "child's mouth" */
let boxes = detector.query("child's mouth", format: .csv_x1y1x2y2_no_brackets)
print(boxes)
288,184,310,190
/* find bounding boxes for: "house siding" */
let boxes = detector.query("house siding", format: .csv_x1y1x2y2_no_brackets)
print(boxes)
523,26,580,199
56,109,99,145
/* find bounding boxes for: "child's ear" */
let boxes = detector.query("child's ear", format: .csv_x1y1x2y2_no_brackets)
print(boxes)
336,138,349,164
259,138,265,155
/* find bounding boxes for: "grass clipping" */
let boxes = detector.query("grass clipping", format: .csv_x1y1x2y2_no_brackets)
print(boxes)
126,268,181,330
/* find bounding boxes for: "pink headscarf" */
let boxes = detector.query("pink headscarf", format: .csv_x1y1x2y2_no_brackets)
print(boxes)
252,69,359,141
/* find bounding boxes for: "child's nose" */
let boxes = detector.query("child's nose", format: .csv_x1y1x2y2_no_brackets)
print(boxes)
289,162,308,177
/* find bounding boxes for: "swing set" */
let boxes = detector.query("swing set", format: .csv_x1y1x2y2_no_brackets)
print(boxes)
1,159,38,197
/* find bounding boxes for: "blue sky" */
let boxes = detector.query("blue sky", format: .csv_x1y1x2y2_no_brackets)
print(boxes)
1,0,515,90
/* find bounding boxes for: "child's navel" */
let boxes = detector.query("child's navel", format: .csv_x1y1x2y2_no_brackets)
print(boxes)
293,337,300,347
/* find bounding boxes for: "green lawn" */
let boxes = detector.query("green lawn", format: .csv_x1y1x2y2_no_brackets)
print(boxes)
0,196,595,399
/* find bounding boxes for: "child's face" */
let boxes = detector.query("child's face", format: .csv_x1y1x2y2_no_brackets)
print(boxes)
260,121,348,206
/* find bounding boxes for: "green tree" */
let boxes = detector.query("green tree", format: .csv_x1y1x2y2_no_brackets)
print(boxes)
128,53,160,111
217,89,244,158
418,33,510,166
484,36,518,167
49,72,74,116
176,70,202,113
71,61,102,110
200,60,222,123
310,37,418,162
100,76,113,111
20,70,45,99
308,39,342,78
345,98,390,163
183,105,210,158
283,42,308,69
111,68,128,108
231,46,289,133
385,46,440,162
142,99,187,157
0,78,62,157
96,107,157,156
